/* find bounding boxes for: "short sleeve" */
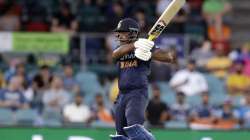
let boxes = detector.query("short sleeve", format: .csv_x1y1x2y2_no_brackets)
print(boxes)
169,71,187,87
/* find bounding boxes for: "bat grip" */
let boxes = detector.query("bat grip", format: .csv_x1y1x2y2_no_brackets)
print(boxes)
148,35,155,41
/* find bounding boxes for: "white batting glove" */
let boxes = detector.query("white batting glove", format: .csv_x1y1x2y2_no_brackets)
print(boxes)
134,38,154,52
135,48,152,61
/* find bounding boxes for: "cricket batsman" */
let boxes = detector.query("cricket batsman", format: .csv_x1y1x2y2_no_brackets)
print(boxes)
110,18,176,140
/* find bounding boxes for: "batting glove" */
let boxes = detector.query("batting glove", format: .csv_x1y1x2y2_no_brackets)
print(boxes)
134,38,154,52
135,48,152,61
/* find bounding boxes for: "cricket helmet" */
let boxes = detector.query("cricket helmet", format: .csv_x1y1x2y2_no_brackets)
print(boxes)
114,18,140,42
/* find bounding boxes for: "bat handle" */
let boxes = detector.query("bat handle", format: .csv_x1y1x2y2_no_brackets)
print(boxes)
148,35,156,41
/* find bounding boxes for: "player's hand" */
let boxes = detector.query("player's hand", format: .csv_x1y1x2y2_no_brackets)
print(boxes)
168,49,177,64
135,48,152,61
134,38,154,61
134,38,154,52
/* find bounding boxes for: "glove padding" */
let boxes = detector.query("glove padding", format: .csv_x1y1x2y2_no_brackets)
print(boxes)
134,38,154,61
134,38,154,52
135,48,152,61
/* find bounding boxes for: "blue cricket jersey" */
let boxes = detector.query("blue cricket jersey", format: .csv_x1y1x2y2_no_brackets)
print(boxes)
117,50,151,93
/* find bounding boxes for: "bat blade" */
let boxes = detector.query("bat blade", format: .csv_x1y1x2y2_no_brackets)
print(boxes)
148,0,186,41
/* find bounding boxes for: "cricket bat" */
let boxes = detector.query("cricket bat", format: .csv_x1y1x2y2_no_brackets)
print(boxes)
148,0,186,41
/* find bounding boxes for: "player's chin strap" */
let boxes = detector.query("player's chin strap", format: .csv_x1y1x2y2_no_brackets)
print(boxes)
123,124,156,140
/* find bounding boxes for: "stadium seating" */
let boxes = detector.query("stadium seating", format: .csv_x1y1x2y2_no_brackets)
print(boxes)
43,119,62,127
77,7,103,32
15,109,37,125
204,73,227,95
42,109,62,127
0,0,248,130
165,120,188,129
64,122,87,128
75,71,103,104
156,82,176,105
0,108,14,125
91,121,115,128
204,73,228,105
210,93,228,106
186,95,201,106
231,95,244,107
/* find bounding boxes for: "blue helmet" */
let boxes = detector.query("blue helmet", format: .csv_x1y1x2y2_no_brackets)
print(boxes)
114,18,140,42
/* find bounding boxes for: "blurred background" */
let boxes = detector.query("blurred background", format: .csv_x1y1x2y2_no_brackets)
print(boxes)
0,0,250,140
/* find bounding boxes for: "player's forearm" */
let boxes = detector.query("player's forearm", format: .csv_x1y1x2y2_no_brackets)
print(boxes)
112,43,135,59
152,49,176,63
